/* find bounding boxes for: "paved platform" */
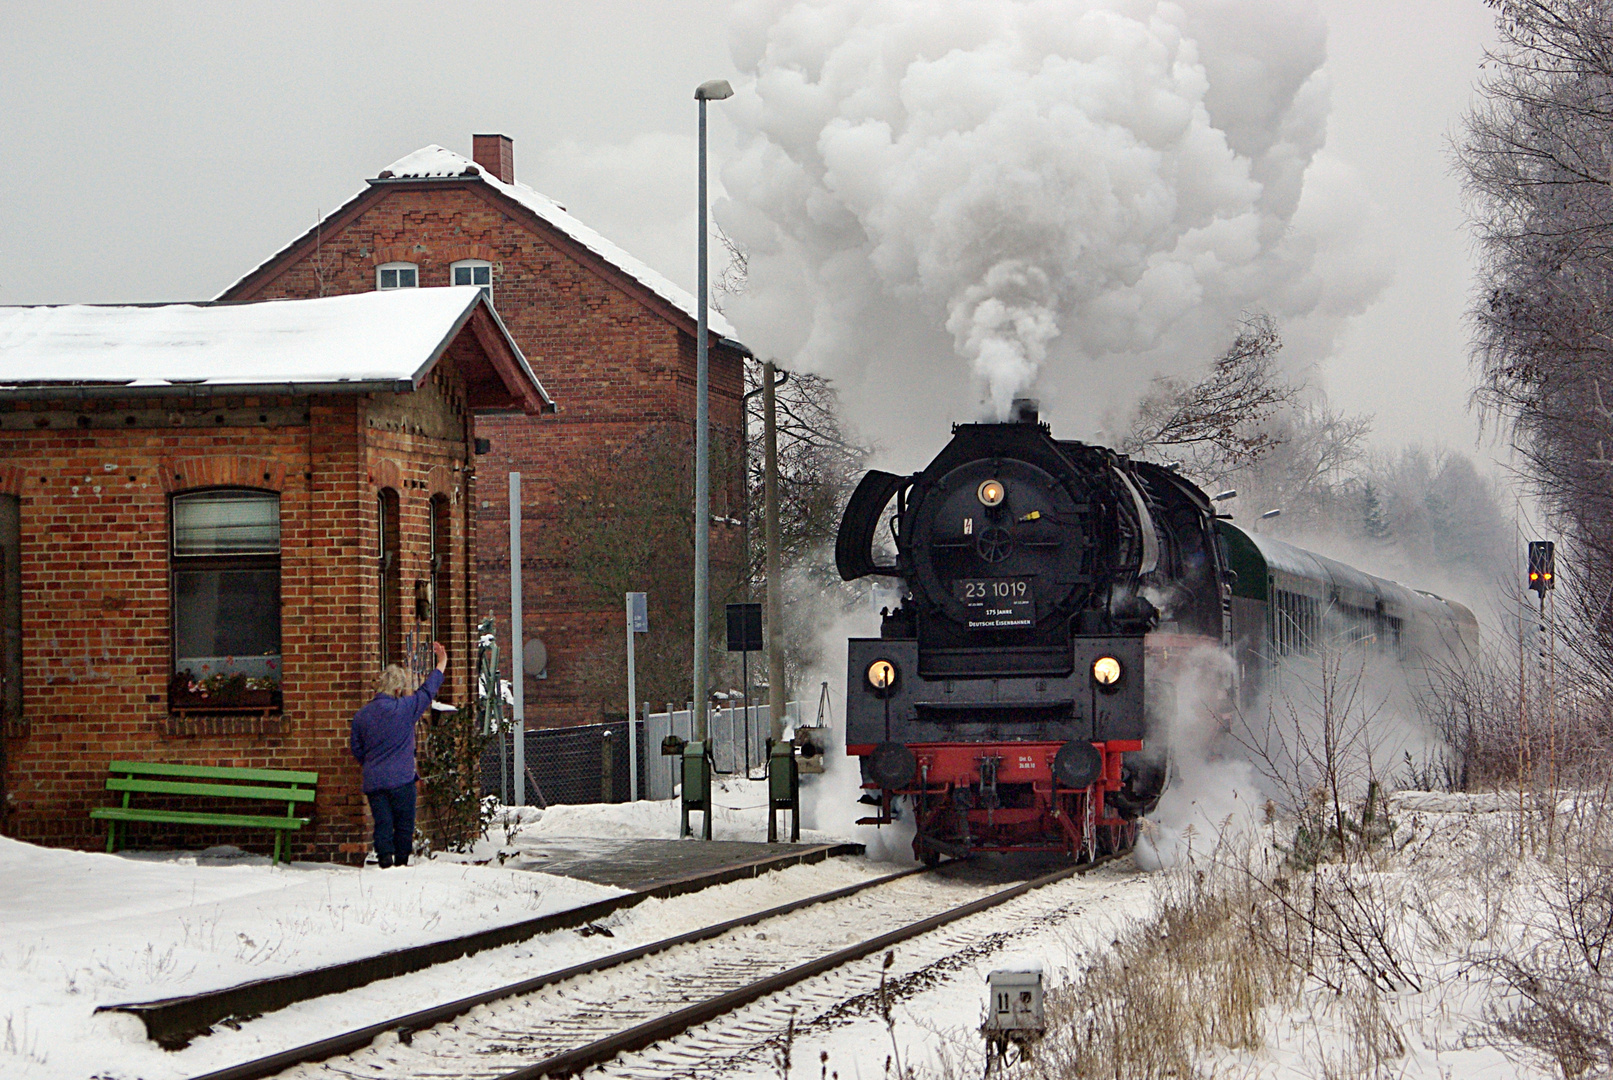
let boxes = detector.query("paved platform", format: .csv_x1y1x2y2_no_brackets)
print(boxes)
506,838,865,894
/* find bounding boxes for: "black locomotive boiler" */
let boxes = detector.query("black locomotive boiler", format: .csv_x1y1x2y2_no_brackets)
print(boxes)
835,402,1477,863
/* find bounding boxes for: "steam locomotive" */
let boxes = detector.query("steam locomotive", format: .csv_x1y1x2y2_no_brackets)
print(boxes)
835,401,1478,863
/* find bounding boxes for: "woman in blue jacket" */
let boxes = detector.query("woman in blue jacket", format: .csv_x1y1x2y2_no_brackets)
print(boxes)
350,641,447,867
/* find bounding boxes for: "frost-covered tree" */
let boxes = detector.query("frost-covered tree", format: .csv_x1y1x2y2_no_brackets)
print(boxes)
1458,0,1613,671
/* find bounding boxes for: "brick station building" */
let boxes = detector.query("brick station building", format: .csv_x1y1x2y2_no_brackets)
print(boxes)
0,288,550,860
219,136,750,728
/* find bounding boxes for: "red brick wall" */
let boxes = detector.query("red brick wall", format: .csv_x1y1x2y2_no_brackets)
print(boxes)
0,372,478,862
228,181,746,726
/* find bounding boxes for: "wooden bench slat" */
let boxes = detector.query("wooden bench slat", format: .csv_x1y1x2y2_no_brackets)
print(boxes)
105,777,317,802
97,761,321,863
90,808,308,830
106,761,320,785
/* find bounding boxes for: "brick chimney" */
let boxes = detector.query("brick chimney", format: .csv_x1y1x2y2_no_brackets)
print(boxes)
472,134,515,184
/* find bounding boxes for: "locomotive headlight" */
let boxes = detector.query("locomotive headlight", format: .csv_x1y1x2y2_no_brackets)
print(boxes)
977,479,1005,507
866,658,899,694
1092,656,1123,687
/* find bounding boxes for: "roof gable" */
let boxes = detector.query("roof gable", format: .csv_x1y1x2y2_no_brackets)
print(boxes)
223,145,741,343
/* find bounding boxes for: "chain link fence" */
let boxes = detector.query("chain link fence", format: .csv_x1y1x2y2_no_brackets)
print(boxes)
481,701,802,807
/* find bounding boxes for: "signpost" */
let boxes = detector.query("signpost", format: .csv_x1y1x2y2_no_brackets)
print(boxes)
510,473,524,807
626,591,647,801
727,602,763,774
1528,541,1559,846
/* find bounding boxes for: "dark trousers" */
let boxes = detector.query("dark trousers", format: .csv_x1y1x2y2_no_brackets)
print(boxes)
366,781,417,867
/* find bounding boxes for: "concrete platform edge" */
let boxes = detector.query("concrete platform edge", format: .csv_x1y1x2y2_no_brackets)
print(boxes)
100,841,866,1048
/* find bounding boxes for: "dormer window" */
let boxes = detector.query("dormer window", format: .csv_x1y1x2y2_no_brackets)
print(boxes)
377,262,418,290
451,259,493,302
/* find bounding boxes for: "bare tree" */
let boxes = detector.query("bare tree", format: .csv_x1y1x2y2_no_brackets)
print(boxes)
1123,314,1299,477
742,362,873,695
714,223,876,697
712,224,749,317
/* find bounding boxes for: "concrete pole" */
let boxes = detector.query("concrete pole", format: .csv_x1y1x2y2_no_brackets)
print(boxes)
510,472,524,807
693,93,712,745
764,361,786,742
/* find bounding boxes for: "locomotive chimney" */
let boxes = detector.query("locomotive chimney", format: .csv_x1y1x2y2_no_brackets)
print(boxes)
1011,398,1039,424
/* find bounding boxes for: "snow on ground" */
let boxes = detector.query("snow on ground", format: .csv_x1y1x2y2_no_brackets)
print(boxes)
719,792,1597,1079
0,833,624,1079
6,786,1581,1080
0,786,912,1080
526,774,839,844
718,858,1155,1080
1203,791,1572,1080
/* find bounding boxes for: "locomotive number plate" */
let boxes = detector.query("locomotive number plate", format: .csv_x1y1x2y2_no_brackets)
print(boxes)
953,578,1035,628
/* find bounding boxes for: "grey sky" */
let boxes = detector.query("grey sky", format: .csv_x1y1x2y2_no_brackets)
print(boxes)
1,0,1495,456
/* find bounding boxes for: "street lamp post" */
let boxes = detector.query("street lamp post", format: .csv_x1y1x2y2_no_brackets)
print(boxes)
692,78,732,748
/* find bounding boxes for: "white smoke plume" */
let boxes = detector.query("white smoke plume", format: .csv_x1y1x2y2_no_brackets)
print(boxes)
797,604,918,863
719,0,1387,461
1133,645,1263,869
1135,642,1449,869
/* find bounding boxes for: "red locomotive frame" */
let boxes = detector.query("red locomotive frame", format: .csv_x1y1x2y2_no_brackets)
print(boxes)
850,739,1142,862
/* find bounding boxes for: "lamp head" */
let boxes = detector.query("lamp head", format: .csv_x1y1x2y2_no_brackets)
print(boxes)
696,79,734,101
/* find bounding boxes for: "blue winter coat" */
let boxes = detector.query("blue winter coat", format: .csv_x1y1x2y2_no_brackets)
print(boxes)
349,669,443,793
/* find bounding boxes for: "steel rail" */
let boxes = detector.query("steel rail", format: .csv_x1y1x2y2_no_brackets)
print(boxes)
497,854,1117,1080
184,862,932,1080
110,841,862,1048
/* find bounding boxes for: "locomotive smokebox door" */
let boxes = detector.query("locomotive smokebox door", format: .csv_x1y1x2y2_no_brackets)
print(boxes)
984,967,1044,1044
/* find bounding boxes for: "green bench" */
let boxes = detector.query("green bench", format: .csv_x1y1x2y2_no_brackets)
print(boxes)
91,761,318,865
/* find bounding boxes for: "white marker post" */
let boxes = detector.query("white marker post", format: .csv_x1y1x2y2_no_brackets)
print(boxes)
625,591,647,801
510,472,524,808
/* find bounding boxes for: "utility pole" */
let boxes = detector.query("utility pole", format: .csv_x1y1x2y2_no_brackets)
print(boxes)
763,360,786,743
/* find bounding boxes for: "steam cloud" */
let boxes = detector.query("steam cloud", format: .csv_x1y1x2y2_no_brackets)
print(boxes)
719,0,1387,459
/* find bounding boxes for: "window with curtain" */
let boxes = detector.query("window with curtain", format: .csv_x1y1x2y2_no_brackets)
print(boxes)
169,490,281,710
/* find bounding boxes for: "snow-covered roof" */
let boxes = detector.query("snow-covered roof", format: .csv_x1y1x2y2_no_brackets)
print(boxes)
222,145,740,342
0,287,552,412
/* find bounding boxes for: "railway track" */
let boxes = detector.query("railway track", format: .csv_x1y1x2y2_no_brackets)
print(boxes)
200,855,1124,1080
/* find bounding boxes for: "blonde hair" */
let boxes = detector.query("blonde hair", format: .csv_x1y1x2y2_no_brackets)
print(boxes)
376,664,412,698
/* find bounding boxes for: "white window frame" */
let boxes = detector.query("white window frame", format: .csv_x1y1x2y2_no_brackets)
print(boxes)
376,262,418,290
450,258,494,302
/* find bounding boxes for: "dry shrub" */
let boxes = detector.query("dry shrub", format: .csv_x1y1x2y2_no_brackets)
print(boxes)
1032,847,1295,1079
1027,810,1426,1080
1483,781,1613,1078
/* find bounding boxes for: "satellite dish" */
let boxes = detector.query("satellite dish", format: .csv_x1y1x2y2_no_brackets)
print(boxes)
523,638,548,678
